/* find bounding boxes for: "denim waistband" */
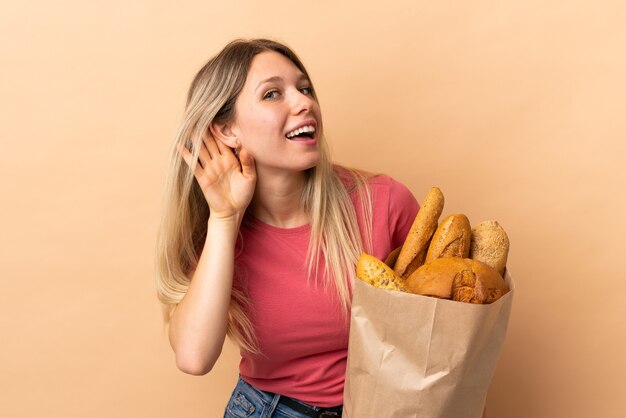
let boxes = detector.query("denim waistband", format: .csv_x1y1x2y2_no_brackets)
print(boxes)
224,376,342,418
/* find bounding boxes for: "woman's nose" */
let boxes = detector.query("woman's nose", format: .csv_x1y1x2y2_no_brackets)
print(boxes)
289,89,314,115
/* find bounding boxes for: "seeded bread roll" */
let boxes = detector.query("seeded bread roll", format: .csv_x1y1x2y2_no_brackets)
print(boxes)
405,257,509,304
357,253,406,291
394,187,444,278
425,214,471,263
469,220,510,276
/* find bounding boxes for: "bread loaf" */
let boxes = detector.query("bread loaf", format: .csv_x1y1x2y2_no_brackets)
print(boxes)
425,214,471,262
384,246,402,268
405,257,508,304
394,187,444,278
469,221,509,276
357,253,406,291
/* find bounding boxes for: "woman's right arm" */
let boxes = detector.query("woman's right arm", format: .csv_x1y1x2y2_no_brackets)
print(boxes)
168,215,241,375
168,133,256,375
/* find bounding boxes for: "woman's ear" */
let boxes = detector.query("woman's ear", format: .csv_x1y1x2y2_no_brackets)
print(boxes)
210,121,239,149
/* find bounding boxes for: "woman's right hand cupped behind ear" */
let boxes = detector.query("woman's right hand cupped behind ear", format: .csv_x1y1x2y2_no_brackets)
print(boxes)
178,133,256,222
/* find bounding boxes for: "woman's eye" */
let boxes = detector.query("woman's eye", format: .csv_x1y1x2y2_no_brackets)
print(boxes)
263,90,279,100
299,86,313,96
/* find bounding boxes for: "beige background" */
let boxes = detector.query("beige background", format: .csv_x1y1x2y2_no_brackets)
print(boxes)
1,1,624,417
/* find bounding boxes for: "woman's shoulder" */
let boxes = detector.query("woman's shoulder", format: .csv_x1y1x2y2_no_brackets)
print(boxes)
334,165,418,218
333,164,406,193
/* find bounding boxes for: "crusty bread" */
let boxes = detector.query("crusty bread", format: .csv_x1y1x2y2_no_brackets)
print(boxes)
357,253,406,291
394,187,444,278
405,257,509,304
469,221,510,276
384,246,402,269
425,214,471,262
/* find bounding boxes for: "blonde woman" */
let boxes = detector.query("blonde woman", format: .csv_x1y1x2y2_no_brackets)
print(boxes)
156,39,419,417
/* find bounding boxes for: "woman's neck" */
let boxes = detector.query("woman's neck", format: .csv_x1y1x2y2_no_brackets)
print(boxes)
249,168,310,228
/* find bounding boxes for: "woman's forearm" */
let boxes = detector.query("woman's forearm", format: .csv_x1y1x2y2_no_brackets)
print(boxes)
168,216,242,375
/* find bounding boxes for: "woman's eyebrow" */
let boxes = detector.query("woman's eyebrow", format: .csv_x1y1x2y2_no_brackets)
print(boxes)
258,76,282,87
255,74,309,91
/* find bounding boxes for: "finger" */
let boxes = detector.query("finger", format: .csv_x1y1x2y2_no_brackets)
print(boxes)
203,132,221,157
238,147,256,179
197,140,212,167
177,143,205,179
214,137,231,155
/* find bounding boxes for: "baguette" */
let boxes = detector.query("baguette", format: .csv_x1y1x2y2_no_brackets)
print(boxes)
394,187,444,278
425,214,471,262
384,246,402,268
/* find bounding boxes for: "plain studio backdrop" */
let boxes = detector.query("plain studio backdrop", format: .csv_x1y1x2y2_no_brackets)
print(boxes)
1,1,625,417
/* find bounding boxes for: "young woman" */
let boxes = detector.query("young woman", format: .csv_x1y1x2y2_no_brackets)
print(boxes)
155,39,419,417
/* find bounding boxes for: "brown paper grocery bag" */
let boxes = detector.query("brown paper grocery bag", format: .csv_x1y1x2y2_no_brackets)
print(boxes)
343,272,514,418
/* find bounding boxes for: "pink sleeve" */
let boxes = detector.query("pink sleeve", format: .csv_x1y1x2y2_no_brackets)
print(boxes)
388,179,420,248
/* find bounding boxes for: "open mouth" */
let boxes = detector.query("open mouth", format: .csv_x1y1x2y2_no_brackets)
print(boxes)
285,125,316,140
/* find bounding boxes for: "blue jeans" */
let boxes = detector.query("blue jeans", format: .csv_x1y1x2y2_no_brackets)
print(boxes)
224,376,343,418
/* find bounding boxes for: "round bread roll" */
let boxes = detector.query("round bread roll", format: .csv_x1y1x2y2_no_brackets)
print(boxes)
469,220,510,276
405,257,509,304
425,214,471,263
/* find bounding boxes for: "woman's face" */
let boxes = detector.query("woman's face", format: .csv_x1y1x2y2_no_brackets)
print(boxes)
230,51,322,174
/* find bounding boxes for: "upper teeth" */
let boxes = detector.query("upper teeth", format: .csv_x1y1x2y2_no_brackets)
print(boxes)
286,125,316,138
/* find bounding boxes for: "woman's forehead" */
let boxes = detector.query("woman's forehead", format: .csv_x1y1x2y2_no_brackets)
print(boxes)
245,51,306,88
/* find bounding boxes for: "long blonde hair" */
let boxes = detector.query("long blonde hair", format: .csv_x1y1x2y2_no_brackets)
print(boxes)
155,39,373,353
